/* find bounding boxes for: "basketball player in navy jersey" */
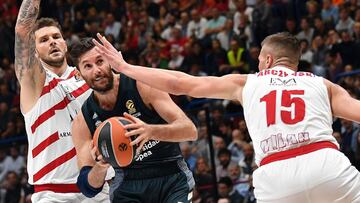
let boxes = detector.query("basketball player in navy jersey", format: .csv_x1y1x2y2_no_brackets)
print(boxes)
69,38,197,202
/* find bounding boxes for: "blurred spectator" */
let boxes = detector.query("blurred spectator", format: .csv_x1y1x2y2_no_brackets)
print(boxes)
251,0,272,46
204,39,228,75
217,19,236,50
296,17,315,44
0,171,24,203
312,35,328,76
234,14,253,48
181,142,197,172
306,0,320,26
284,18,298,36
179,12,190,37
238,143,255,175
104,13,121,41
340,119,360,165
0,83,14,108
213,135,227,161
218,176,244,203
333,30,357,67
161,13,178,41
204,8,227,39
353,22,360,43
313,17,328,37
0,150,8,184
228,129,246,163
191,126,210,159
228,162,249,197
336,7,355,34
3,147,24,176
233,0,253,31
300,39,314,64
187,8,208,40
220,39,246,74
216,148,234,180
168,45,185,71
245,46,260,73
194,157,216,199
321,0,339,26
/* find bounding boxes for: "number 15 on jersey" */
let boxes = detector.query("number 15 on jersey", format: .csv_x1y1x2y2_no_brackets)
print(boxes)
260,90,306,127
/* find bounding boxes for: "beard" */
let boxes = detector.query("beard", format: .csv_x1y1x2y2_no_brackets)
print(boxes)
89,67,114,93
42,55,65,67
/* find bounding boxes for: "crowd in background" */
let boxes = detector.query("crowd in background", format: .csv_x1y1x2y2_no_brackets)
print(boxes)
0,0,360,202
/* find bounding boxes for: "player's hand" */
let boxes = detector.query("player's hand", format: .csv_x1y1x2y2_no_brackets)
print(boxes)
123,112,152,155
92,33,127,72
90,141,110,168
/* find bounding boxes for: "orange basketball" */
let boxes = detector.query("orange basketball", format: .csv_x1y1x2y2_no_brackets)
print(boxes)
93,117,136,168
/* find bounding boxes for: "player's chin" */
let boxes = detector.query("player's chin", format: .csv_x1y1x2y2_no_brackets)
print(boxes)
92,83,112,92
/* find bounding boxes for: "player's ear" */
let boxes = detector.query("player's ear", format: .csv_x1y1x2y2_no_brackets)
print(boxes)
265,54,273,69
35,49,39,58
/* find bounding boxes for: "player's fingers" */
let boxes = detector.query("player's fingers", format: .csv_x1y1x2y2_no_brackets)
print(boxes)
123,112,141,123
125,128,144,138
130,134,144,146
96,33,117,52
92,38,107,52
123,123,142,130
136,140,146,155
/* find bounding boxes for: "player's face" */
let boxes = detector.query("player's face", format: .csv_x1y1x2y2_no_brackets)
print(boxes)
78,48,114,93
34,26,67,67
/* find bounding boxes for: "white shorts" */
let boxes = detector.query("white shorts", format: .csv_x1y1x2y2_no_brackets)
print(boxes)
253,148,360,203
31,182,110,203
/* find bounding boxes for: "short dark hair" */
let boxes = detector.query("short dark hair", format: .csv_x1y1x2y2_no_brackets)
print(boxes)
33,18,62,33
261,32,301,65
68,38,95,68
217,148,231,158
218,176,233,187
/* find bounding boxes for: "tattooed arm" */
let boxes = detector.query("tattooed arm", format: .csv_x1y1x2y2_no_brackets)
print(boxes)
15,0,45,113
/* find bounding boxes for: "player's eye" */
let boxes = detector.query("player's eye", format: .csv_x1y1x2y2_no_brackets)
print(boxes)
96,59,104,65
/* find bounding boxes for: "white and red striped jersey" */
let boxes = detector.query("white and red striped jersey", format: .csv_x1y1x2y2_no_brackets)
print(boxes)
23,66,91,184
242,66,338,166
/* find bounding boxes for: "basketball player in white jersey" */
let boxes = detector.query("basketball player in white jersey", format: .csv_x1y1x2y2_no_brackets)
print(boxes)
93,32,360,203
14,1,110,202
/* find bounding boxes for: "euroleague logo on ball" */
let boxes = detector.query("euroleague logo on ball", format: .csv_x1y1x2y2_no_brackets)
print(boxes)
118,143,128,152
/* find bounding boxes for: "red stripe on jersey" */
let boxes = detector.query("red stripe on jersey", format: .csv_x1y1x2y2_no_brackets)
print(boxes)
66,69,77,80
40,78,62,97
31,83,89,133
72,83,89,97
33,147,77,182
34,183,80,193
32,132,59,158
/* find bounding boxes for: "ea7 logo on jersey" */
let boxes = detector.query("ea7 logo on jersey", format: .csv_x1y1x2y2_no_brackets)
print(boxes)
270,78,296,86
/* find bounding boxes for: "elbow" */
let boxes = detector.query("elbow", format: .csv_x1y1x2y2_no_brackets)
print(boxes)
169,77,191,96
168,78,184,95
15,25,28,39
188,122,198,141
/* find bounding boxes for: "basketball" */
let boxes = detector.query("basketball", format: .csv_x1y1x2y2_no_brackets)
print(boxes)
93,117,137,168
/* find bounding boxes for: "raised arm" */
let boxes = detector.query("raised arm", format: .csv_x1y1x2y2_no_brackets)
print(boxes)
15,0,45,113
93,34,247,103
324,79,360,123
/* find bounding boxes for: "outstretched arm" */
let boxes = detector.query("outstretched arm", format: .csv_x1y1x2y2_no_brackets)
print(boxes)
325,79,360,123
93,34,247,103
15,0,45,113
